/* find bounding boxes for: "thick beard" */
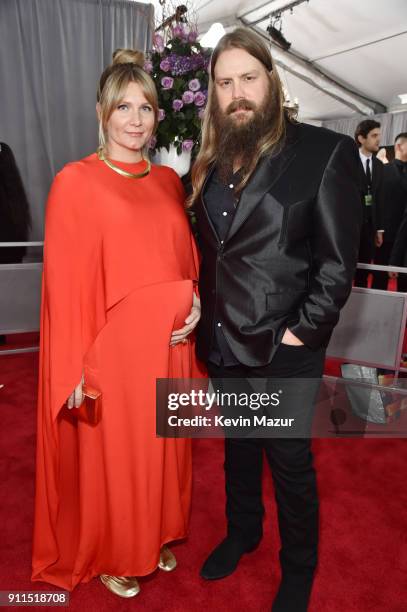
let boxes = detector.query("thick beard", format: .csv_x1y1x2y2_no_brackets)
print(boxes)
212,88,275,184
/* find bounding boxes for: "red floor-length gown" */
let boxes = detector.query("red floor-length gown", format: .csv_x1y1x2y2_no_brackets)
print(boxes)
31,154,203,590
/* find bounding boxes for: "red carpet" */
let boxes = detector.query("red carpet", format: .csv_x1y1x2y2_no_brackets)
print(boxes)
1,352,407,611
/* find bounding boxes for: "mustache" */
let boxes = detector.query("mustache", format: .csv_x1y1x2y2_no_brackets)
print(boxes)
226,99,257,114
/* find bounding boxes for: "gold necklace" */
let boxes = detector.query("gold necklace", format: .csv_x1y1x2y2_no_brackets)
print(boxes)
97,147,151,179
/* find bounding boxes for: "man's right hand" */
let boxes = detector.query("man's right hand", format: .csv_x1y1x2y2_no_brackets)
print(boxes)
66,374,84,409
281,328,304,346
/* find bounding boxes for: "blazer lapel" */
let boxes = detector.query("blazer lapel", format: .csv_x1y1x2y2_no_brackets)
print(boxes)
225,122,300,243
197,162,220,244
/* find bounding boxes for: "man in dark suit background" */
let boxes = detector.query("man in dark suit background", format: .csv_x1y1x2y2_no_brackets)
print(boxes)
353,120,385,287
189,28,361,612
374,132,407,291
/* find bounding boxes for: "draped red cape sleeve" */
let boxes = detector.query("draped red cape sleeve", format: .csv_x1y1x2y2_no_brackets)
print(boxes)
32,155,205,589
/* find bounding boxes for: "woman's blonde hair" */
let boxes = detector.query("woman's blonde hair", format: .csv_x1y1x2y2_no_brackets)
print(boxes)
188,27,292,208
97,48,159,156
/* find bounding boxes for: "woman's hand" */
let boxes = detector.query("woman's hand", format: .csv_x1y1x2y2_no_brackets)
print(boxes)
66,374,85,409
170,294,201,346
281,328,304,346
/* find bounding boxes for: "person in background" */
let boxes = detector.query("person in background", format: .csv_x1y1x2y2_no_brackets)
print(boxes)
189,27,361,612
0,142,32,344
377,147,389,164
32,48,202,598
0,142,31,264
374,133,407,291
353,119,384,287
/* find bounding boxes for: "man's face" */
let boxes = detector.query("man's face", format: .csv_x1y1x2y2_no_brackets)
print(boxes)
213,48,270,122
395,139,407,162
359,128,381,153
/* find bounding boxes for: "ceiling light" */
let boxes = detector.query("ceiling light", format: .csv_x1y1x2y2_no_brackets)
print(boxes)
200,23,226,48
267,24,291,50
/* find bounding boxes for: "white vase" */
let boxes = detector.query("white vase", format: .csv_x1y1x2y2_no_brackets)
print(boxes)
152,144,192,177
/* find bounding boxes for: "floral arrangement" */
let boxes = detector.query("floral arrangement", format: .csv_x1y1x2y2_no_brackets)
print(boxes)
145,23,211,156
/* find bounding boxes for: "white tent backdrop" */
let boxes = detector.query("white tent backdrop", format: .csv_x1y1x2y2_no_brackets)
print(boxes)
146,0,407,131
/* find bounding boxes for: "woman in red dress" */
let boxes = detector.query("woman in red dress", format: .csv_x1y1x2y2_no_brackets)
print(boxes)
31,49,203,598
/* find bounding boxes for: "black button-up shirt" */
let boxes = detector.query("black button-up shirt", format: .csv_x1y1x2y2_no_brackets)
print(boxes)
203,166,242,366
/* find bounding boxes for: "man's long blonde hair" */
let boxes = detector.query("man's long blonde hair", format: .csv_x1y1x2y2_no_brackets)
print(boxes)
187,28,289,208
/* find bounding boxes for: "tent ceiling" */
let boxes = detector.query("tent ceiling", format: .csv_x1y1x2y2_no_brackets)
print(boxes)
143,0,407,120
187,0,407,121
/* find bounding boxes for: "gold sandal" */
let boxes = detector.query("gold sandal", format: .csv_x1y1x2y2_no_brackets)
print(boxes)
158,545,177,572
99,574,140,598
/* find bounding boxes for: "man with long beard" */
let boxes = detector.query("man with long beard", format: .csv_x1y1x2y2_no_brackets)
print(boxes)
189,28,362,611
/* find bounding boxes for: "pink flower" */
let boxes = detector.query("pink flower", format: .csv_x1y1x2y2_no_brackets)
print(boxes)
188,30,198,43
143,60,153,74
194,91,206,107
160,58,171,72
158,108,166,122
172,99,184,112
148,135,157,149
188,78,201,92
153,33,165,52
182,90,195,104
161,76,174,89
182,139,194,152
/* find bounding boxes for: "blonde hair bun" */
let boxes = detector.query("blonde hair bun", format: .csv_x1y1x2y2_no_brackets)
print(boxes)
112,48,145,67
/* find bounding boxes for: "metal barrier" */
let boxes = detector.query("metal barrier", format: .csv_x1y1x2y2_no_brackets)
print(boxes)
0,242,43,355
327,263,407,377
1,250,407,360
324,263,407,435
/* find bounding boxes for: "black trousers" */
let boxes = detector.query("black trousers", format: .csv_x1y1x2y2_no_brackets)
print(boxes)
354,220,375,287
371,241,407,292
207,343,326,575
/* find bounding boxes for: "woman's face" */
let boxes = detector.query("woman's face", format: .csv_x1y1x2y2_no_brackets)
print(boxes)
103,81,155,160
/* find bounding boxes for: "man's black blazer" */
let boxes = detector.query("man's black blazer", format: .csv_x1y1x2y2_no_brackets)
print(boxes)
194,120,362,367
379,160,407,243
389,164,407,267
357,154,384,230
390,211,407,267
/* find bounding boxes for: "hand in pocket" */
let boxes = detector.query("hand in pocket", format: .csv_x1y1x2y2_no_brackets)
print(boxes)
281,328,304,346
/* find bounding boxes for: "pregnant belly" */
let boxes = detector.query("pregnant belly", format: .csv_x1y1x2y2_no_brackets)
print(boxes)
84,279,195,387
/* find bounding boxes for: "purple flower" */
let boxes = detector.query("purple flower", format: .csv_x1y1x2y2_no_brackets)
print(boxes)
153,33,165,52
148,135,157,149
172,24,186,40
162,52,209,76
160,58,171,72
161,76,174,89
188,78,201,92
158,108,166,122
143,60,153,74
188,30,198,42
182,90,195,104
194,91,206,107
182,139,194,152
198,107,206,120
172,99,184,112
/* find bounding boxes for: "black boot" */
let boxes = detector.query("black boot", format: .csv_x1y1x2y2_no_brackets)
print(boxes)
200,536,260,580
272,570,315,612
